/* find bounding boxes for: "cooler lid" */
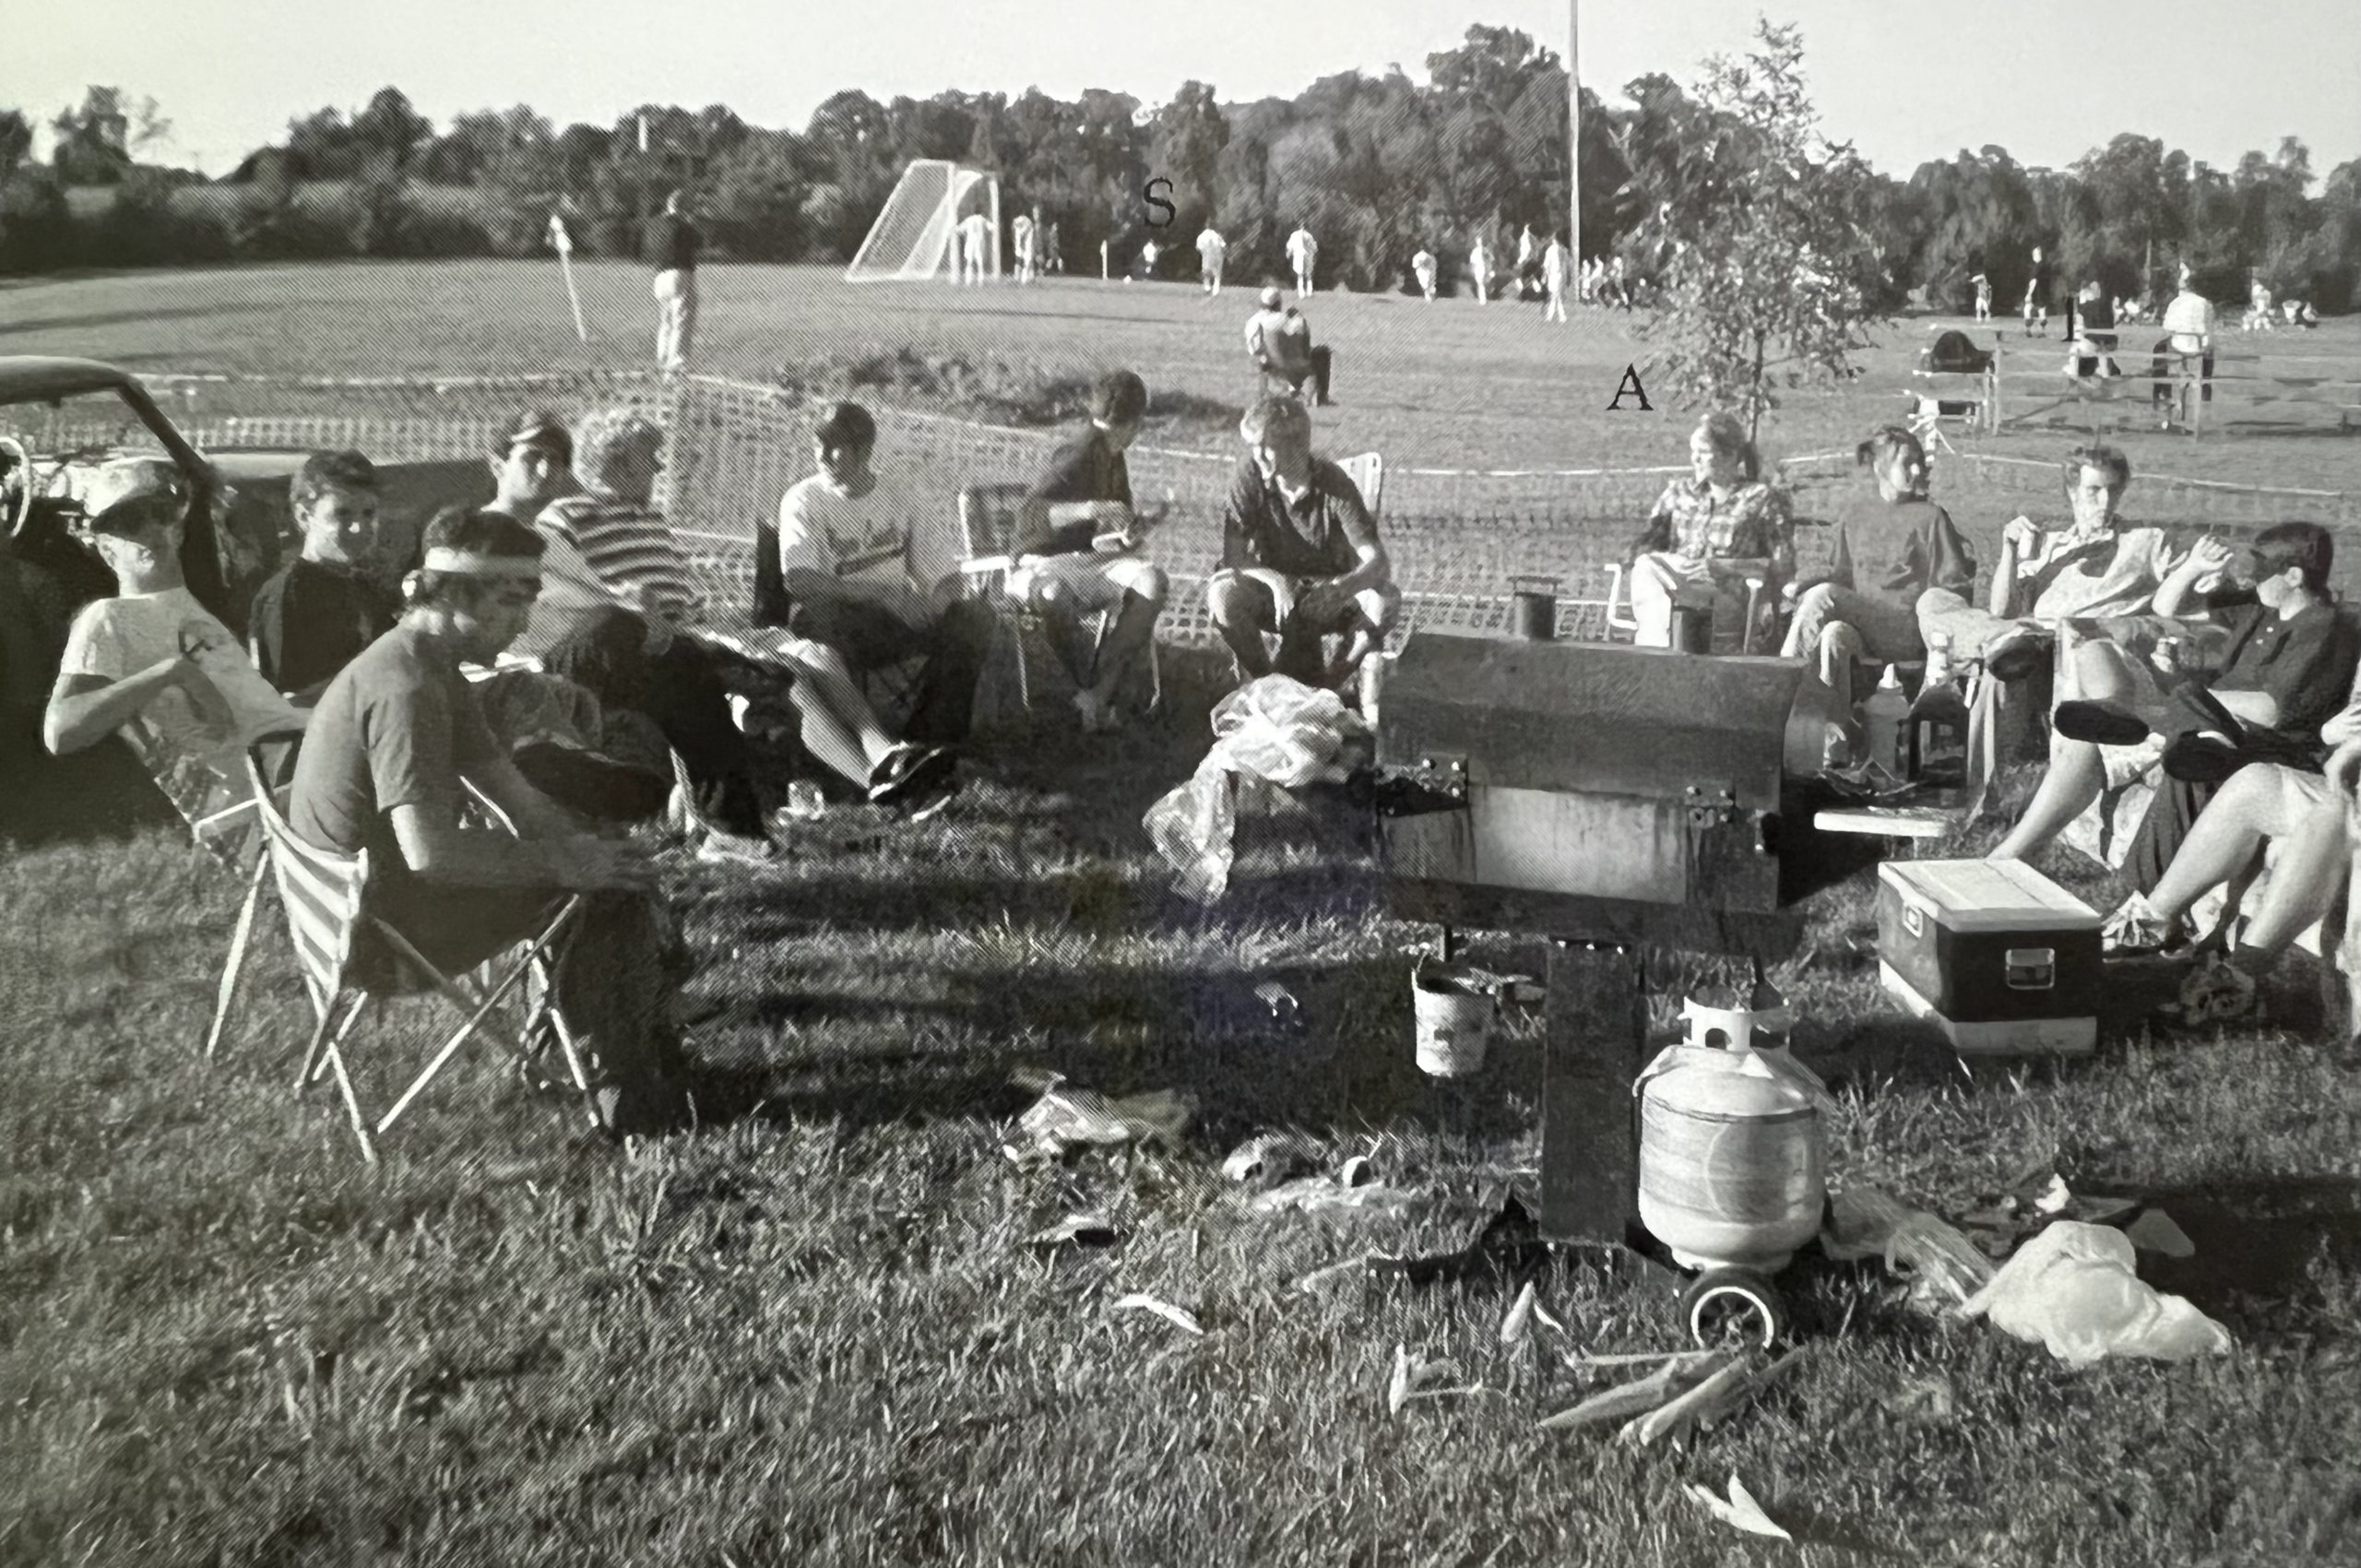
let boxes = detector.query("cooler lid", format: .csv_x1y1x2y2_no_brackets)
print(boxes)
1877,858,2099,931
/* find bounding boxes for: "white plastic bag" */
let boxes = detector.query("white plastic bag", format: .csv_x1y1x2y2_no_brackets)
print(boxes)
1144,676,1367,901
1956,1219,2231,1365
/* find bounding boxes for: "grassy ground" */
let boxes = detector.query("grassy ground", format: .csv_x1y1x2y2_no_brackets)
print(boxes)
4,261,2361,1565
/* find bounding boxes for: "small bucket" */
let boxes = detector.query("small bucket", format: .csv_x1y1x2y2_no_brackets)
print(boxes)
1413,960,1496,1076
1508,575,1560,641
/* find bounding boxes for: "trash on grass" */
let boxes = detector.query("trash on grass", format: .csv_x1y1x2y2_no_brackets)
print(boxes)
1145,676,1368,902
1010,1076,1194,1159
1027,1213,1120,1249
1252,980,1304,1028
1821,1185,1997,1308
1499,1281,1536,1347
2124,1207,2196,1258
1622,1348,1805,1448
1289,1255,1370,1295
1687,1474,1793,1542
1249,1175,1421,1215
1337,1155,1376,1189
1539,1352,1732,1431
1111,1293,1204,1336
1957,1220,2231,1364
1385,1344,1460,1418
1222,1133,1319,1186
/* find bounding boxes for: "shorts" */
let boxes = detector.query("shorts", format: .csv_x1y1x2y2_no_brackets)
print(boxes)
1007,551,1161,617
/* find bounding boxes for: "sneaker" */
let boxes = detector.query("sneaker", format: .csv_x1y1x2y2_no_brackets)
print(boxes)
868,743,958,807
695,830,777,866
2101,892,2186,956
2053,699,2153,747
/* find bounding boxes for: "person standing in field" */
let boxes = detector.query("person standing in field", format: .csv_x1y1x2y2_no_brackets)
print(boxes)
1287,223,1319,297
1043,221,1062,275
1012,209,1036,285
1542,234,1570,323
2158,265,2215,430
2023,245,2051,336
1467,235,1491,305
1972,271,1992,322
1196,224,1227,296
1514,223,1538,300
1412,245,1438,302
651,190,699,373
957,209,991,285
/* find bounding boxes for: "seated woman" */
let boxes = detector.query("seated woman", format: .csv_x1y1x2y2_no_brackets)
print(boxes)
1779,424,1975,747
1625,411,1793,650
1989,522,2359,864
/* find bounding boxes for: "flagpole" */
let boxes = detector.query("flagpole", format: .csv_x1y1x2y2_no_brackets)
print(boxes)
1568,0,1582,265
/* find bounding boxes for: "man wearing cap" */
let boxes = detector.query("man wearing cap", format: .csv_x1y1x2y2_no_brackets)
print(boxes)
770,400,985,809
44,459,307,839
652,191,699,372
248,450,397,701
1207,396,1396,691
290,506,694,1136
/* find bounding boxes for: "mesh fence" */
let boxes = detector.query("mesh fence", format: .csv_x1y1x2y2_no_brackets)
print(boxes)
106,370,2361,647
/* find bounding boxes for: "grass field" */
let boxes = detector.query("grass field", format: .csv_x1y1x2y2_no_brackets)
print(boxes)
5,260,2361,1566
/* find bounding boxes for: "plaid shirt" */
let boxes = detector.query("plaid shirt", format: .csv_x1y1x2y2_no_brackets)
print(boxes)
1631,477,1795,573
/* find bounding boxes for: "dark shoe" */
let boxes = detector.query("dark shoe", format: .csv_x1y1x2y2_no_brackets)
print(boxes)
2053,699,2153,746
1983,631,2051,683
2160,731,2248,786
868,742,957,807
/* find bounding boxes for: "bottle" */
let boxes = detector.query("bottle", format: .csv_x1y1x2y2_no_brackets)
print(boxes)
1908,634,1971,787
1862,664,1910,778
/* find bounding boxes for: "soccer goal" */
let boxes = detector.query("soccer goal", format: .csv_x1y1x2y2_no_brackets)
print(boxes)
846,160,1001,282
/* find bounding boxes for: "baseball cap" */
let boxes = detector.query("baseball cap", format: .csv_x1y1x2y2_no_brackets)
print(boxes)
496,410,574,464
1259,286,1283,308
80,458,188,533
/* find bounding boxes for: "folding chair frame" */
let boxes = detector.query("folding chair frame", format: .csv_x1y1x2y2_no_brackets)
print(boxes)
233,753,595,1160
956,483,1163,722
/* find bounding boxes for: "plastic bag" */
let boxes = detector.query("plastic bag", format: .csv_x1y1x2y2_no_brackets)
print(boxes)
1820,1185,1997,1309
1012,1077,1194,1158
1144,675,1367,901
1956,1219,2232,1364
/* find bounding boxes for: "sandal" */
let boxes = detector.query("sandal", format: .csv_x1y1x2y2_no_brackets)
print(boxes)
2101,893,2186,957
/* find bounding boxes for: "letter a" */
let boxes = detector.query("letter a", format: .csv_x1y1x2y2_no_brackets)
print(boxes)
1607,364,1655,411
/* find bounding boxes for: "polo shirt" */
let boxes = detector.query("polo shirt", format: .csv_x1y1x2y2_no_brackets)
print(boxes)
2206,598,2361,743
1022,427,1132,556
1219,457,1380,581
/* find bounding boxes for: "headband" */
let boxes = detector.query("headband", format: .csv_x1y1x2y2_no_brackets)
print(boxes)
421,548,542,580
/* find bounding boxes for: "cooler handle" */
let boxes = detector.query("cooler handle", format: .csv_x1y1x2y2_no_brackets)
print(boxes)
2004,947,2056,990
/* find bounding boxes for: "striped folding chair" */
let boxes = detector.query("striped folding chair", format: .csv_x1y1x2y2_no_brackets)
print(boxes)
957,482,1163,719
239,752,592,1161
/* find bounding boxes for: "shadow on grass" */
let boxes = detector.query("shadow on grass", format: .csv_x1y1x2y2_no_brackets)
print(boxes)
2108,1174,2361,1336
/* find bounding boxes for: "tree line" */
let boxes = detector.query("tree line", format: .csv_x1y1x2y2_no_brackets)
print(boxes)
4,26,2357,313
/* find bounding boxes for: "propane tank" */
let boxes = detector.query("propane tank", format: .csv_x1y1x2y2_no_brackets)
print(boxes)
1634,983,1830,1273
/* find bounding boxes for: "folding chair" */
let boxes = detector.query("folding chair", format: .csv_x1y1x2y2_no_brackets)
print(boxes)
1601,563,1769,653
957,482,1162,719
238,752,592,1161
752,517,926,729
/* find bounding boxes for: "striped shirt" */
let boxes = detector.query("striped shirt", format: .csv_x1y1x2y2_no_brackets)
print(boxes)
537,496,700,622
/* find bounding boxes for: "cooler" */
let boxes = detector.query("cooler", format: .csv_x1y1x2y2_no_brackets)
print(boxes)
1876,859,2101,1056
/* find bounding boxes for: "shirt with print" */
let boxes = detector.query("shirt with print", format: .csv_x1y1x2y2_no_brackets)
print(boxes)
249,556,399,695
538,496,700,624
1824,495,1978,611
1631,477,1796,574
1021,426,1133,556
290,623,503,887
60,587,304,826
777,471,923,610
2012,524,2177,621
1220,457,1381,582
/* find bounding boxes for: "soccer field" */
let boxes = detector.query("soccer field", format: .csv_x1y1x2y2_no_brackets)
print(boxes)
6,257,2358,493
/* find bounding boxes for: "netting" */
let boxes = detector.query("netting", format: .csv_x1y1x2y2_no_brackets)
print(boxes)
845,160,983,283
106,370,2361,650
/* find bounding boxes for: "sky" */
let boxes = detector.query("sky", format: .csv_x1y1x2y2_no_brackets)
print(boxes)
20,0,2361,181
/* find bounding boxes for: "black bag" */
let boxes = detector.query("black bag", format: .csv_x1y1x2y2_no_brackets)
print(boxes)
1924,329,1994,375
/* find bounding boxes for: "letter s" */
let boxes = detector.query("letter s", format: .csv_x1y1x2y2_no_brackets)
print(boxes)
1144,176,1176,229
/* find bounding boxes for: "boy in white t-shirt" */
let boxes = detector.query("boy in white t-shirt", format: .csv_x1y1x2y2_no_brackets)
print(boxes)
770,401,991,803
45,458,305,841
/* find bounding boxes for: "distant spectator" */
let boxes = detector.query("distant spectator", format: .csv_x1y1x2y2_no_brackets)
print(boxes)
1196,225,1227,296
1542,235,1570,323
1244,286,1330,406
2023,245,2051,336
1412,245,1438,302
651,190,699,372
1012,370,1169,732
249,450,397,701
1012,208,1037,285
1286,223,1319,296
958,209,991,285
1972,271,1992,322
1208,396,1396,691
1468,236,1492,305
2158,267,2215,428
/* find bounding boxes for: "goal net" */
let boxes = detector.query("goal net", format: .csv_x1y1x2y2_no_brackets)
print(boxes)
846,160,999,282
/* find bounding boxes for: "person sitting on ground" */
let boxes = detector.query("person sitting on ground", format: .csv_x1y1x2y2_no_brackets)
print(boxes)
44,459,307,840
1780,424,1976,745
248,450,398,702
768,400,986,812
1011,370,1170,732
1915,445,2177,682
1244,286,1330,406
1988,522,2358,864
1625,412,1795,650
505,409,780,856
289,506,695,1135
1207,396,1398,693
